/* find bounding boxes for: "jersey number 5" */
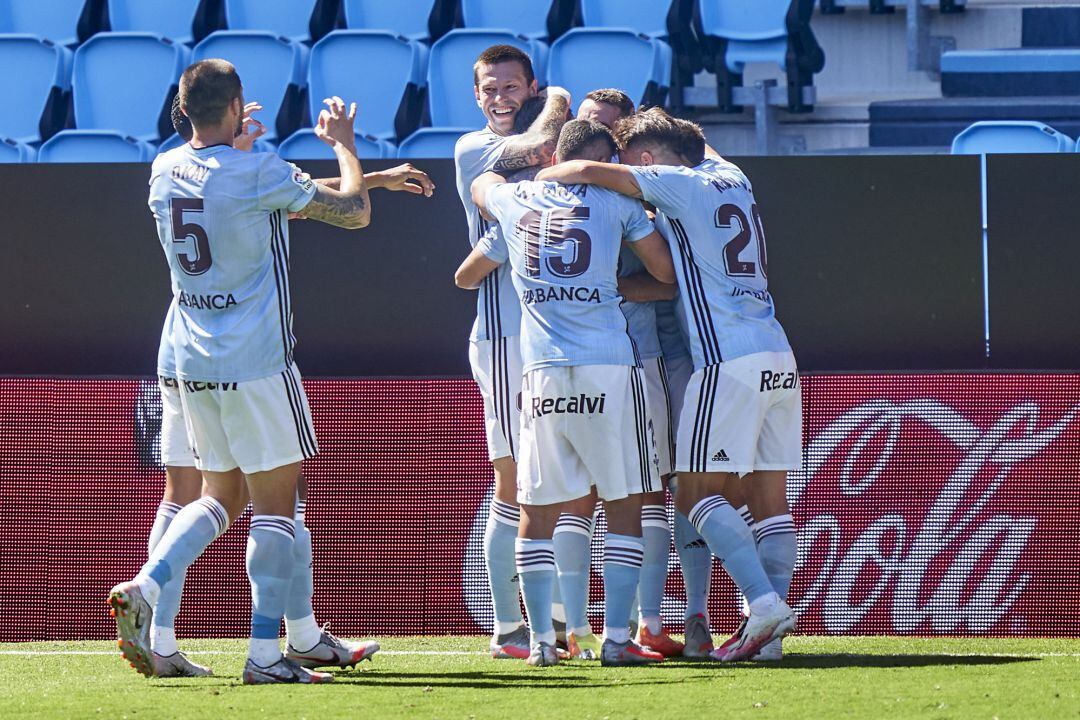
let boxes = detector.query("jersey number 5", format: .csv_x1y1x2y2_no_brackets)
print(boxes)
519,207,592,279
171,198,212,276
716,203,768,279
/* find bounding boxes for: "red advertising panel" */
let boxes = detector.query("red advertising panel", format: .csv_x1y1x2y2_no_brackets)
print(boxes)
0,375,1077,641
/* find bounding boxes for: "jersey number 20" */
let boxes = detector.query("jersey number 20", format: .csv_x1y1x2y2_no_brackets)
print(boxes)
171,198,212,276
519,207,592,279
716,203,768,279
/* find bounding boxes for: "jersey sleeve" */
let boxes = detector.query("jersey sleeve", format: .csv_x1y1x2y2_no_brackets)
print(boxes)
257,154,317,213
455,131,510,184
483,183,517,226
630,164,699,217
476,225,509,264
620,197,656,243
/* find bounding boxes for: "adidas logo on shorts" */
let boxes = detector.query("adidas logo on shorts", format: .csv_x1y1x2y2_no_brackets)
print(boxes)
711,449,730,462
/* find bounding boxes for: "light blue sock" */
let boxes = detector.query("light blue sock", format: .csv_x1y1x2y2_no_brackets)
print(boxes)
639,505,671,633
754,514,797,600
515,537,556,646
285,513,314,622
688,497,774,604
486,500,524,634
603,534,644,644
147,501,185,653
673,509,711,619
138,496,228,601
247,515,296,665
553,513,592,636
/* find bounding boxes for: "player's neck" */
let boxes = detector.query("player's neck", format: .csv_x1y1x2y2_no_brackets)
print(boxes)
189,126,236,149
487,123,511,138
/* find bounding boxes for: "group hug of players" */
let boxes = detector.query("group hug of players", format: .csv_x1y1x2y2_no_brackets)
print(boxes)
107,42,799,683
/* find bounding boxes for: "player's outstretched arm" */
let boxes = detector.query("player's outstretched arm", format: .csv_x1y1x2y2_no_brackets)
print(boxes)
455,247,502,290
312,165,436,196
619,271,677,303
302,97,371,230
491,87,571,174
470,170,507,220
535,160,643,199
630,231,676,285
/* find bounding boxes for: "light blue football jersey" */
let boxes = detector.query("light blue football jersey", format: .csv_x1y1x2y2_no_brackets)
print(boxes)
631,158,791,370
617,246,661,360
148,145,316,382
455,128,522,342
156,300,177,378
654,296,690,361
479,180,655,373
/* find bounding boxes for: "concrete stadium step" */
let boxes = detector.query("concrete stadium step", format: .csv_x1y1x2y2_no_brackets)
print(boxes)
868,95,1080,146
941,49,1080,96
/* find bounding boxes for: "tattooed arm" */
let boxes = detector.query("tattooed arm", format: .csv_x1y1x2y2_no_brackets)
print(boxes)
491,87,571,174
300,97,371,230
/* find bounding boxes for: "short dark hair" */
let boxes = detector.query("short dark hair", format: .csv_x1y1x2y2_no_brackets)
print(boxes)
613,107,695,163
584,88,635,119
473,44,534,86
672,117,706,166
179,59,242,128
171,93,193,141
512,96,545,135
556,119,616,162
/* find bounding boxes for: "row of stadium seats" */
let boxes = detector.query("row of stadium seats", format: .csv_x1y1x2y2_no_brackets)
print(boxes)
0,0,688,46
6,120,1076,165
0,29,672,155
1,1,827,118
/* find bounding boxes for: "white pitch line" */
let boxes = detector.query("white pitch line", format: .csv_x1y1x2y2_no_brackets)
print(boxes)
1,650,1078,658
0,650,487,657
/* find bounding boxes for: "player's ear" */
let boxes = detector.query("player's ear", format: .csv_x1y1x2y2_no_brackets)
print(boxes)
529,79,539,97
640,150,654,167
474,84,483,108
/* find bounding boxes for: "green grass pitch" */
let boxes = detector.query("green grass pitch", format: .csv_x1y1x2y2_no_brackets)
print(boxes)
3,636,1077,719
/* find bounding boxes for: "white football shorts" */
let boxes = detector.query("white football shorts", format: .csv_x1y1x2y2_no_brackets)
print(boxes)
517,364,661,506
663,352,693,435
159,376,195,467
178,363,318,474
641,356,674,477
469,336,523,461
675,351,802,475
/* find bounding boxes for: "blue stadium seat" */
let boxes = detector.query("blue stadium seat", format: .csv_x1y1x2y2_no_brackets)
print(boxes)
0,0,88,46
0,137,37,163
105,0,202,45
397,127,470,158
309,31,428,141
697,0,823,113
192,32,307,142
73,33,189,142
950,121,1075,155
158,133,275,154
548,29,671,109
278,128,394,159
428,30,548,128
580,0,674,37
223,0,332,44
38,130,156,163
341,0,441,41
0,35,73,144
461,0,550,39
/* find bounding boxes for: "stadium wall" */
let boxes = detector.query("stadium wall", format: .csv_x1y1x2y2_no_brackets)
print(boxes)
11,155,1080,375
1,374,1077,641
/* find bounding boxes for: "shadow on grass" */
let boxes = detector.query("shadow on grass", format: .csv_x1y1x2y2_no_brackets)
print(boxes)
718,654,1039,669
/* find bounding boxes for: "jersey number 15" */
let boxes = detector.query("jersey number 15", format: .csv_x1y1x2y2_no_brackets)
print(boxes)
171,198,212,276
519,207,592,279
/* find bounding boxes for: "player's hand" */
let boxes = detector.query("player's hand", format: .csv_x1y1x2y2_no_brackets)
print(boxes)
541,86,571,104
313,96,357,153
233,102,267,152
375,163,436,197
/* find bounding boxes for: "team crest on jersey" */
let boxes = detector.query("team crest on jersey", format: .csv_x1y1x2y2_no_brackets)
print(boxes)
292,170,314,193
